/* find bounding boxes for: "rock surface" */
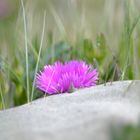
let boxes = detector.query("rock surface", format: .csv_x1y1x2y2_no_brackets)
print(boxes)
0,80,140,140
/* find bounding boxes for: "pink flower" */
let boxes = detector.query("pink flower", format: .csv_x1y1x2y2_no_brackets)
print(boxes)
36,60,98,94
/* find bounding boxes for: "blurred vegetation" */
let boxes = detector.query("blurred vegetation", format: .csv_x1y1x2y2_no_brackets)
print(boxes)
110,121,140,140
0,0,140,110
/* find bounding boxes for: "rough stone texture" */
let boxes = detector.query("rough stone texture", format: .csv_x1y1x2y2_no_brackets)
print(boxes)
0,80,140,140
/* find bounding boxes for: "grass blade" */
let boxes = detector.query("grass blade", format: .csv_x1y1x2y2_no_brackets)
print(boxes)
31,11,46,101
21,0,30,103
0,85,5,110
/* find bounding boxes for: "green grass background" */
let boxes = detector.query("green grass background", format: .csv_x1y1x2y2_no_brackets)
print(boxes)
0,0,140,109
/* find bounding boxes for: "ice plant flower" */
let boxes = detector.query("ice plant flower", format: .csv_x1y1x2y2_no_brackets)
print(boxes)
36,60,98,94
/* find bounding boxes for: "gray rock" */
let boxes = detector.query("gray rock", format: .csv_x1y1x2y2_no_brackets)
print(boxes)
0,80,140,140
